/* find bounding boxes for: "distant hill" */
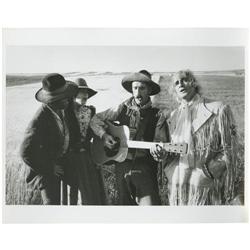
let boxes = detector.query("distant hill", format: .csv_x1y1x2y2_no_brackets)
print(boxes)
6,70,245,87
192,69,245,76
6,74,46,87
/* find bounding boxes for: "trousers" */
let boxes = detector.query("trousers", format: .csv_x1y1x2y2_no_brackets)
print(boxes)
115,158,160,205
40,176,61,205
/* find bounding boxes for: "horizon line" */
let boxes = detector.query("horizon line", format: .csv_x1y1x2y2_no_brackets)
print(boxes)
6,68,245,75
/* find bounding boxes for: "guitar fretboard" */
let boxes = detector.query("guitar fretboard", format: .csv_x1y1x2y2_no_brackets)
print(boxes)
127,140,161,149
127,140,187,154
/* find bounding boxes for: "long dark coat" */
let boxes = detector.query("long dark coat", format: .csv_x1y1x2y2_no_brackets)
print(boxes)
20,104,80,187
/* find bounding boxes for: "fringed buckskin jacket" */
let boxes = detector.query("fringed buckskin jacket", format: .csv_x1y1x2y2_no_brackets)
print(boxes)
154,96,238,205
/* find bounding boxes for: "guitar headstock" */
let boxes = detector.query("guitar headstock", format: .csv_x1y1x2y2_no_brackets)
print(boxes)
163,143,188,155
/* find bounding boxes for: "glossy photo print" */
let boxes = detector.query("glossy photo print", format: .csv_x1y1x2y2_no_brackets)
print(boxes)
2,28,248,223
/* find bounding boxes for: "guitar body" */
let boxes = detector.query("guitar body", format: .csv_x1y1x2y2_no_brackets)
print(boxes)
91,122,130,165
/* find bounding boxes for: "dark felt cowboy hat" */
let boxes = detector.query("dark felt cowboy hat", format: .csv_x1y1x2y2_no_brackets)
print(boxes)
122,70,160,95
75,78,97,98
35,73,78,103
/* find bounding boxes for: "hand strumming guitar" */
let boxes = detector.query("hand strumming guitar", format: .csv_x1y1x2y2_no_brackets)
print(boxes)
102,132,119,150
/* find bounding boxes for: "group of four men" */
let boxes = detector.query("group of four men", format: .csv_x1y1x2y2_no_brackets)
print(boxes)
20,69,239,205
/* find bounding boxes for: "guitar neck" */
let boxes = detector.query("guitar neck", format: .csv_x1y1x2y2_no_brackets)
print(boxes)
126,140,188,154
127,140,161,149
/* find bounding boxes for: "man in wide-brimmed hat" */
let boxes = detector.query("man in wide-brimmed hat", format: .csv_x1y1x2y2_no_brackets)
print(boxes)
90,70,164,205
20,73,79,205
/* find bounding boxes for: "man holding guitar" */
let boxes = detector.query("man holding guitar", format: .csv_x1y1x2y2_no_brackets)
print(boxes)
90,70,167,205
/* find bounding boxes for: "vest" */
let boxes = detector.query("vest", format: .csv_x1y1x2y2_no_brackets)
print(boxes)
116,99,159,159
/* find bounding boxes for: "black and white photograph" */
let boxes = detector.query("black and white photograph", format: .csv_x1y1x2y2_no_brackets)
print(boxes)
2,28,248,223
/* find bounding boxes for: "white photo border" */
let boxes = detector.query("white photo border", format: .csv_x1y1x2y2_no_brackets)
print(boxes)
2,28,248,223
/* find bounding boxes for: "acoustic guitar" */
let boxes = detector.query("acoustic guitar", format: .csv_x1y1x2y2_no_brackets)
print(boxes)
91,122,188,165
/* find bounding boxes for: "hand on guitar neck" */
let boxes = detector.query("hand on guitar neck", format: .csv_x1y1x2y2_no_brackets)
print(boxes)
150,143,172,162
150,144,164,162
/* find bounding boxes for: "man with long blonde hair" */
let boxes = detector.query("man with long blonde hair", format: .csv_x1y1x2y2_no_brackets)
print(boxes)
151,70,238,205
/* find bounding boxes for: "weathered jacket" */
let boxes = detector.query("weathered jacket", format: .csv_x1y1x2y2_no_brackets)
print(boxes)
20,103,80,184
154,97,238,204
90,97,162,160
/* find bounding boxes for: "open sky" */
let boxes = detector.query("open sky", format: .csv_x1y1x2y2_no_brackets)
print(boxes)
6,46,244,73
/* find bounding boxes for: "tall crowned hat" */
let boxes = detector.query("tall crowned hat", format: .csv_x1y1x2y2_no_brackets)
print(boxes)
35,73,78,103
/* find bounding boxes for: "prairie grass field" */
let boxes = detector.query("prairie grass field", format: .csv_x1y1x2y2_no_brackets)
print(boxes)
5,71,245,205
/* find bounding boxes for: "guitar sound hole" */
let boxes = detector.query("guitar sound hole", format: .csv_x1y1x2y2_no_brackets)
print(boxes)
104,137,120,157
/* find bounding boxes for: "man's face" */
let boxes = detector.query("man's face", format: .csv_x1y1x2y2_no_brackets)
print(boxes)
132,81,151,106
174,73,196,102
76,89,89,105
49,98,70,110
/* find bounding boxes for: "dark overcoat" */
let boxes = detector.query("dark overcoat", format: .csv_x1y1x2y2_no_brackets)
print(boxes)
20,103,80,186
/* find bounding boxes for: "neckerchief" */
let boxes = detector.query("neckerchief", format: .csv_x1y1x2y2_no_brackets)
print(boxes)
130,98,152,111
